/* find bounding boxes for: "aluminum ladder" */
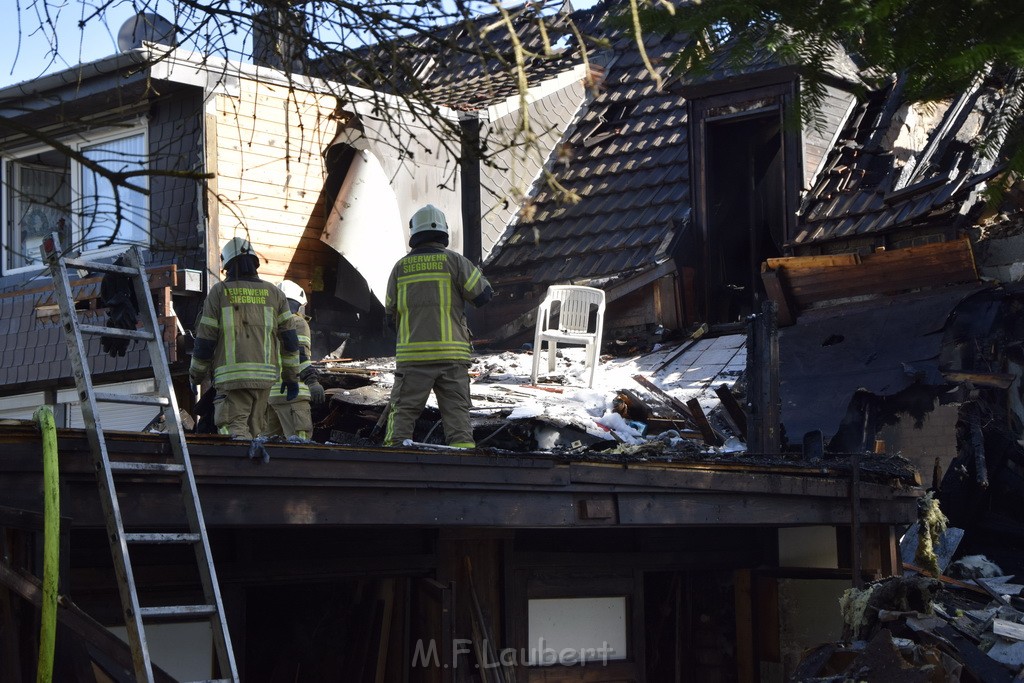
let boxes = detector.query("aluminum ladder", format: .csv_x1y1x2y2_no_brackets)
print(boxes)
41,233,238,683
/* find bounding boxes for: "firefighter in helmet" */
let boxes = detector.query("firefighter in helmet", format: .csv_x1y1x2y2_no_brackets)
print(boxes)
264,280,325,440
383,204,492,448
189,237,301,439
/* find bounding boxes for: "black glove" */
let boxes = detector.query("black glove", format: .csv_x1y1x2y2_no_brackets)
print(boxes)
248,436,270,464
306,380,325,405
281,381,299,401
99,256,138,358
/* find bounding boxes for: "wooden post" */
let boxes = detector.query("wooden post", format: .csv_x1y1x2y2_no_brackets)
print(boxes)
851,451,863,589
734,570,755,683
747,301,780,454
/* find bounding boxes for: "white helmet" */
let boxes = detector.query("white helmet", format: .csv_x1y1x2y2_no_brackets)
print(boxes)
220,236,257,266
409,204,448,237
278,279,307,307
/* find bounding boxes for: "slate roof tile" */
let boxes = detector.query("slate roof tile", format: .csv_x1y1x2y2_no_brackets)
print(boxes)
795,71,1020,245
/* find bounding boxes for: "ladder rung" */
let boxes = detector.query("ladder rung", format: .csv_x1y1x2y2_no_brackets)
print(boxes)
78,324,155,341
109,461,186,474
62,257,143,276
93,392,170,407
139,604,217,620
124,532,201,544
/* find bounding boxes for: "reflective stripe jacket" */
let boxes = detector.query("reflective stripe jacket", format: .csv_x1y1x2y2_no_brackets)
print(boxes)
385,245,490,365
192,279,299,390
269,313,312,404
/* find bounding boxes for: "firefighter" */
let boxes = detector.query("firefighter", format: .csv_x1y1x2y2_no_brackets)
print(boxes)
383,204,492,448
189,237,301,439
264,280,326,440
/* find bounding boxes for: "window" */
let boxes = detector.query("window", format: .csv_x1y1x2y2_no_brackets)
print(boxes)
527,596,628,665
4,127,148,273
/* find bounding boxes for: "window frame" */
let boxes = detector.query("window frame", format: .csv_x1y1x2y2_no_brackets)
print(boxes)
2,122,150,275
511,567,644,682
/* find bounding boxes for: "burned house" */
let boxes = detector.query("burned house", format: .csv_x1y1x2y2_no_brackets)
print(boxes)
3,1,1024,681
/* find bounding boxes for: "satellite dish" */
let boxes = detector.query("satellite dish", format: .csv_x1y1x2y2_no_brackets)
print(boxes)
117,12,177,52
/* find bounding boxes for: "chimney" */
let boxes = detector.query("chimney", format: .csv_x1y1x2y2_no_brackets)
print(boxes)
252,2,308,72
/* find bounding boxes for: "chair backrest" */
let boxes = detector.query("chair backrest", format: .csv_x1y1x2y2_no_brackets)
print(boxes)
542,285,605,334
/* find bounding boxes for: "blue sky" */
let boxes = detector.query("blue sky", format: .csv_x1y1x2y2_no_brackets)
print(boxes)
0,0,601,90
0,2,139,88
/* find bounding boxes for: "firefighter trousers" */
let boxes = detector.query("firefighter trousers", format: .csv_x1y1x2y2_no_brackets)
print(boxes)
384,363,474,447
265,399,313,439
213,387,270,439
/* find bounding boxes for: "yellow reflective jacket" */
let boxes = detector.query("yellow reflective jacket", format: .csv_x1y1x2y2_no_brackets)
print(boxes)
385,245,490,365
191,279,299,390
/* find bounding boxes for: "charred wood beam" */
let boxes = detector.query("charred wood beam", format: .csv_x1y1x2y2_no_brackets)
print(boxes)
631,375,696,425
964,400,989,488
0,561,177,683
685,398,725,447
747,300,780,454
714,384,747,440
942,371,1015,390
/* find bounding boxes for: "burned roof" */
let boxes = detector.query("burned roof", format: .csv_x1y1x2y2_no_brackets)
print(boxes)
794,69,1024,246
484,28,692,287
778,281,997,448
315,0,596,111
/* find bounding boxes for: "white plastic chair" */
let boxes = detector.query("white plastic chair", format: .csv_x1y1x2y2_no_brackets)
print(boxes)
530,285,606,388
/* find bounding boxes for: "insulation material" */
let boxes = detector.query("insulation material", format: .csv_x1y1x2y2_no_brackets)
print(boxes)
915,492,949,578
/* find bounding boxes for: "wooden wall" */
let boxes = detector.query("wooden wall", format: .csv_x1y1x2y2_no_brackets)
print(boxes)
211,78,342,289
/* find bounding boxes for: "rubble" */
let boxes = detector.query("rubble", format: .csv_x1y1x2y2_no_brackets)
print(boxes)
310,336,749,457
795,569,1024,682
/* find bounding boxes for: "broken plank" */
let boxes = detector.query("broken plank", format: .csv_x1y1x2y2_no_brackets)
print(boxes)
931,624,1013,683
976,577,1012,606
631,375,698,427
759,267,796,326
686,397,725,447
0,562,178,683
994,619,1024,642
714,384,747,439
943,371,1016,389
902,563,990,597
652,323,708,373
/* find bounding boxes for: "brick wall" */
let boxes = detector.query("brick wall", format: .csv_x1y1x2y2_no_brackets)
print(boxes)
877,403,959,487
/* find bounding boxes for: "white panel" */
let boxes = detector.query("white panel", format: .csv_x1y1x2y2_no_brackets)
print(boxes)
109,622,213,681
63,379,159,431
320,148,407,305
0,392,46,420
527,596,627,665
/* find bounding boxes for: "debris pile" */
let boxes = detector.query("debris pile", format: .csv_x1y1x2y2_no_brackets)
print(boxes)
794,569,1024,682
311,336,749,456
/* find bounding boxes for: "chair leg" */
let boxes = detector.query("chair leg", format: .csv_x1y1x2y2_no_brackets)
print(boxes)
585,341,596,388
547,341,558,373
531,339,542,384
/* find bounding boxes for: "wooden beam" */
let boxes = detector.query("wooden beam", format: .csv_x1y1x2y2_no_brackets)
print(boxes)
759,267,795,326
734,569,755,683
685,397,725,447
714,384,748,439
943,371,1016,389
0,562,177,683
631,375,698,429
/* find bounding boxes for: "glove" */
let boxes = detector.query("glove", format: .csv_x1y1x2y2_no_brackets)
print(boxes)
281,381,299,401
306,380,325,405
